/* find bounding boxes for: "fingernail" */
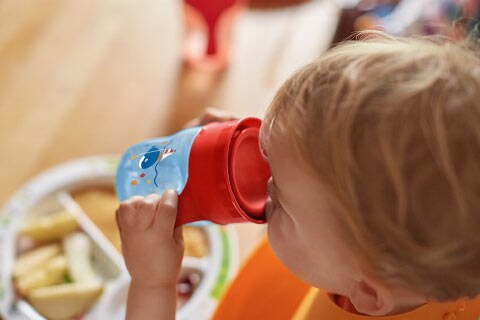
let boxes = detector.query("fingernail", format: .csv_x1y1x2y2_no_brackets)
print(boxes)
145,194,161,204
163,189,178,207
144,198,154,204
123,195,141,204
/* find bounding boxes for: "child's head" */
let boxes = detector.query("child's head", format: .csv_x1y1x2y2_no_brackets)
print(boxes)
260,33,480,314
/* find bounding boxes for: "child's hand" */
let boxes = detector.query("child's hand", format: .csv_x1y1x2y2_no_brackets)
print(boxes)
116,190,184,289
183,107,238,128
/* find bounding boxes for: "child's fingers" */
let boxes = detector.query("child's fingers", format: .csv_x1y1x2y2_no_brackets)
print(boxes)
115,207,122,234
116,201,138,229
115,208,122,235
198,108,238,126
153,190,179,234
123,196,144,210
182,118,201,129
134,195,160,230
116,195,152,232
145,193,162,203
182,108,238,128
173,226,184,247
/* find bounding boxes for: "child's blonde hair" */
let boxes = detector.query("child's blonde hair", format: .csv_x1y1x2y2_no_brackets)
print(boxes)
264,33,480,301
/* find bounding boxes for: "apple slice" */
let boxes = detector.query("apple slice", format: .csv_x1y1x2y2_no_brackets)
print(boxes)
16,255,68,296
13,244,61,279
19,212,78,242
27,282,103,320
63,232,99,283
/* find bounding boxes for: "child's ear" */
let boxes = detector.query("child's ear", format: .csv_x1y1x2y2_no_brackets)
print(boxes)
349,278,395,316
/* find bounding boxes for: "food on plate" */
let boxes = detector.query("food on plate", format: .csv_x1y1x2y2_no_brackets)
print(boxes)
13,211,105,319
72,188,121,252
51,188,213,314
13,244,61,279
183,226,209,257
19,212,78,242
63,232,99,283
27,282,103,320
177,270,202,308
15,255,67,296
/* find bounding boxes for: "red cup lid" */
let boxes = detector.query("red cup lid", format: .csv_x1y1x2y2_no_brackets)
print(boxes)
229,126,271,219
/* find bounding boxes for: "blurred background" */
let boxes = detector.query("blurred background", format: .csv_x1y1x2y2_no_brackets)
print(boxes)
0,0,478,318
1,0,478,255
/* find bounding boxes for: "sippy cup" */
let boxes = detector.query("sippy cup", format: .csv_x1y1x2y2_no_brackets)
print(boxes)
115,117,271,226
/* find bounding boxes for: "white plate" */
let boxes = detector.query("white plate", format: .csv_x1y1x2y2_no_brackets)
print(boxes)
0,156,239,320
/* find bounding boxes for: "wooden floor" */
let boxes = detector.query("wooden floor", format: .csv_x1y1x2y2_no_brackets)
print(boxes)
0,0,339,258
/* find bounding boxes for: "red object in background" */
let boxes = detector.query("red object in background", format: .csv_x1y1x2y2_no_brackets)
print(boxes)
176,118,271,226
183,0,247,71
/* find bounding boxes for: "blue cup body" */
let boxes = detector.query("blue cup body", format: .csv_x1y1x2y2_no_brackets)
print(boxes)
116,127,202,202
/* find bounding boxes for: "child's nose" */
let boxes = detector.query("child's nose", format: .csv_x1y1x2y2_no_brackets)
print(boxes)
267,177,273,194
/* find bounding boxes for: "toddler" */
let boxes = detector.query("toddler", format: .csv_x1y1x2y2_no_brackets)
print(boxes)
116,33,480,319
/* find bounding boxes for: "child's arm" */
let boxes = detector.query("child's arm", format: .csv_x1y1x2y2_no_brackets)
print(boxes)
126,284,176,320
116,190,183,320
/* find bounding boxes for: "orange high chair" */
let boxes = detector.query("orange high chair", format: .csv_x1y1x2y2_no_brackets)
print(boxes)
212,238,310,320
